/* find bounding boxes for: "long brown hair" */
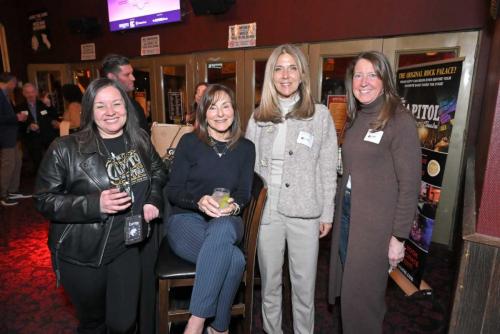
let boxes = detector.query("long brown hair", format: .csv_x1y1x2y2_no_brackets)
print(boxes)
79,78,149,152
194,84,242,148
254,44,315,123
345,51,403,130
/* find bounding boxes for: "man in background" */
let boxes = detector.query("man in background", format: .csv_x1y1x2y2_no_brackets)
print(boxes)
0,73,29,206
17,82,59,173
101,54,149,133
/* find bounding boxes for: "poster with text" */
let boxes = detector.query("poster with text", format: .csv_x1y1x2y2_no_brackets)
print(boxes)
396,58,464,286
167,91,184,123
228,22,256,48
29,10,51,52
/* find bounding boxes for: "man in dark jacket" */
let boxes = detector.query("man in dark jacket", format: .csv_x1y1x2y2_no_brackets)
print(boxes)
0,72,29,206
101,54,150,134
17,82,59,173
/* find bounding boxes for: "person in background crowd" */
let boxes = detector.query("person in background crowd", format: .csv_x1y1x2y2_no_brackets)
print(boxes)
17,83,59,172
102,54,149,134
0,72,30,206
34,78,166,334
246,44,337,334
165,84,255,334
39,90,52,107
185,82,208,125
328,51,420,334
61,83,83,133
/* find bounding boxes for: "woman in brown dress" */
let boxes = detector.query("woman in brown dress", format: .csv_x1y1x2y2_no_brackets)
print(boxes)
329,51,421,334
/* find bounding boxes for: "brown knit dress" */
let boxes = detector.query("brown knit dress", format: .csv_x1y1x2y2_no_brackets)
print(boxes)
328,96,421,334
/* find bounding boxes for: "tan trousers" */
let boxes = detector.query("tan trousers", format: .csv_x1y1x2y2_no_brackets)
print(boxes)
258,213,320,334
0,143,22,198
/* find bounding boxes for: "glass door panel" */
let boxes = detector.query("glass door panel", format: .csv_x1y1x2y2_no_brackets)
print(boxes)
253,60,266,109
154,54,195,123
27,64,71,115
72,68,92,89
130,58,156,123
133,69,151,122
243,48,273,130
320,56,355,144
70,62,99,91
207,62,236,91
162,65,187,123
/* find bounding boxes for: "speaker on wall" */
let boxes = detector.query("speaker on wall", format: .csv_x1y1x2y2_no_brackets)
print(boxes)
68,17,102,36
190,0,235,15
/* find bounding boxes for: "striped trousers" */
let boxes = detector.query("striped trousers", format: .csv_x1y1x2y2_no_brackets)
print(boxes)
165,213,245,331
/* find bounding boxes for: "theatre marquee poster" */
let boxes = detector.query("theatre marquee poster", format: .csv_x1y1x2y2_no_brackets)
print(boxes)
396,58,464,286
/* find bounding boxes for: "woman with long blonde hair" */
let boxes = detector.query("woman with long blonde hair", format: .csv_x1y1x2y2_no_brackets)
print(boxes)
246,44,337,334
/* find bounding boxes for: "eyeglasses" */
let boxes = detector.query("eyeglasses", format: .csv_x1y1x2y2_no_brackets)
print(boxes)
353,72,379,81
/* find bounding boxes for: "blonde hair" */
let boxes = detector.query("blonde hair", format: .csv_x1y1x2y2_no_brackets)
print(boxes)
254,44,315,123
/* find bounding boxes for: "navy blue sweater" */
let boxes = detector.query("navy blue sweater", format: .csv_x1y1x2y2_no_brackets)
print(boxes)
167,132,256,215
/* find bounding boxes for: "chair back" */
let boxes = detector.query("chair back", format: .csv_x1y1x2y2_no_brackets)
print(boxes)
150,123,194,157
241,173,267,282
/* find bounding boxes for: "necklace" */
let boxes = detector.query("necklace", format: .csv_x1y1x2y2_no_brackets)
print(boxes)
209,137,229,158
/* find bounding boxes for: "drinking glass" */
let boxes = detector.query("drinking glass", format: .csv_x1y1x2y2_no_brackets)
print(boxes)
212,188,230,209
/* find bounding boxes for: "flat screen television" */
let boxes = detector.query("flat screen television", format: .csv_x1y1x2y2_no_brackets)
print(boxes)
107,0,181,32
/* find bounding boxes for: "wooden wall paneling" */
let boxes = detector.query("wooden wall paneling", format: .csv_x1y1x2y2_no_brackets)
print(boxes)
449,242,496,333
481,248,500,334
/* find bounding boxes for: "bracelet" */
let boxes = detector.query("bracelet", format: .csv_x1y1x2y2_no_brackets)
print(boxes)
231,202,241,216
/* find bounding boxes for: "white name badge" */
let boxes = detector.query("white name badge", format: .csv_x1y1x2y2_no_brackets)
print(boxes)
297,131,314,148
364,129,384,144
40,110,48,116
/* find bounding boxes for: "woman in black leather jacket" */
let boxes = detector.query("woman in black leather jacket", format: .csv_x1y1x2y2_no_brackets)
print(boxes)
34,78,166,334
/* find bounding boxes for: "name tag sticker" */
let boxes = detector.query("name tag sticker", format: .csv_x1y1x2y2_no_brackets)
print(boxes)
297,131,314,148
364,129,383,144
40,110,48,116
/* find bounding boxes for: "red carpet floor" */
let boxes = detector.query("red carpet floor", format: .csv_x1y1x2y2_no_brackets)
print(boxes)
0,198,78,334
0,182,456,333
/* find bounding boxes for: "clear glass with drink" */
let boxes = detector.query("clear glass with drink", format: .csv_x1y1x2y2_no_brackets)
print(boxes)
212,188,230,209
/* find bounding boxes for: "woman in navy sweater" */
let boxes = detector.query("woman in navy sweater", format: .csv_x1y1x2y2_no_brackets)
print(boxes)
165,84,256,334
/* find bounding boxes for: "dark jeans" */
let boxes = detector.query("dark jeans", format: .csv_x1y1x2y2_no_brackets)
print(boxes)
58,247,140,334
339,188,351,267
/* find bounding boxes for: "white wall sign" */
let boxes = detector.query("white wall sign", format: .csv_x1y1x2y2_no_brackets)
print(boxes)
80,43,96,60
141,35,160,56
228,22,256,49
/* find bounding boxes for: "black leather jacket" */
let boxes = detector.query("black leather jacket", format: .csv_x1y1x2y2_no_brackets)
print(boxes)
34,131,167,270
